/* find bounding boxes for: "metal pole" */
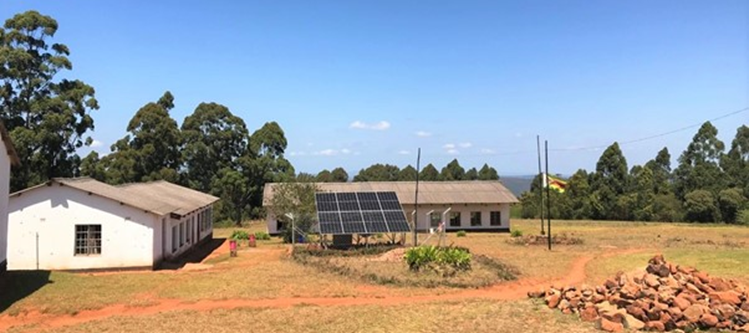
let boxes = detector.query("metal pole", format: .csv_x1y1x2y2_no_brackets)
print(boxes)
413,148,421,247
537,135,545,235
545,141,552,251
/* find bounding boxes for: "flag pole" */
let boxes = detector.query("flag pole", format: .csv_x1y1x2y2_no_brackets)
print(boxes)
537,135,545,235
545,140,552,251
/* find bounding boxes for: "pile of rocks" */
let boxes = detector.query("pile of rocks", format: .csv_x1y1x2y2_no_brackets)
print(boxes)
528,255,749,332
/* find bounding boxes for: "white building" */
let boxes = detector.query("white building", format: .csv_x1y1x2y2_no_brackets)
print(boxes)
0,121,20,272
7,178,218,271
263,181,519,235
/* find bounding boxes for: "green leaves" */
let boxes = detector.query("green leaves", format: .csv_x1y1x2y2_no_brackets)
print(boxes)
1,11,98,191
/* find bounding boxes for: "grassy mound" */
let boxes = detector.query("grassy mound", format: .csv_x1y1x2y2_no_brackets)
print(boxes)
292,246,517,288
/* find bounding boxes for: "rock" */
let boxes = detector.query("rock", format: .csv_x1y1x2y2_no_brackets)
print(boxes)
547,294,561,308
716,320,733,329
743,302,749,312
568,297,581,308
604,279,618,290
700,313,719,328
673,296,692,311
620,283,640,299
683,304,705,324
626,304,646,320
693,279,715,294
623,314,645,330
648,264,671,278
598,317,624,333
644,274,661,288
580,305,598,322
693,271,711,284
559,299,571,311
711,278,733,292
592,294,606,304
715,303,736,321
710,291,742,306
667,307,683,320
645,320,666,332
528,290,545,298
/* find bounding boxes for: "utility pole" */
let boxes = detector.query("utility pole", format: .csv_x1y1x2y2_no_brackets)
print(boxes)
413,148,421,247
537,135,545,235
545,141,552,251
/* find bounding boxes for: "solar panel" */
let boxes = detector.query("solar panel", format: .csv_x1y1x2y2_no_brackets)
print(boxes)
314,191,411,235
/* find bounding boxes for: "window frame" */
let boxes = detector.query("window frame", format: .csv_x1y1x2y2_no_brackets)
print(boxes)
74,224,102,256
449,212,461,227
430,212,442,228
490,211,502,226
172,225,178,253
470,211,482,227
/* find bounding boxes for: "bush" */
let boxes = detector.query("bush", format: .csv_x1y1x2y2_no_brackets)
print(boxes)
230,230,250,240
404,246,471,276
254,231,271,240
738,209,749,226
456,230,467,237
510,229,523,238
214,219,235,228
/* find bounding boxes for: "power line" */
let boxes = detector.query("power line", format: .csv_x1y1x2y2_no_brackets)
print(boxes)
420,106,749,157
550,106,749,152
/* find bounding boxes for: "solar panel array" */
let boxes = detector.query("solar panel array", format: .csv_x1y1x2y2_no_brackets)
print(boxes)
315,191,411,235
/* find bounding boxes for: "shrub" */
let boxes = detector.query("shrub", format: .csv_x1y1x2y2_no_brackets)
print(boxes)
510,229,523,238
254,231,271,240
456,230,467,237
404,246,471,276
738,209,749,226
214,219,235,228
230,230,250,241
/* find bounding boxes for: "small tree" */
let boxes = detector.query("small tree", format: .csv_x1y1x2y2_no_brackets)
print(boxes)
269,182,319,243
684,190,720,223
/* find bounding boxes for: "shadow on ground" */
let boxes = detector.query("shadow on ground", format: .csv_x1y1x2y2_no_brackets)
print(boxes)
158,238,226,270
0,270,52,313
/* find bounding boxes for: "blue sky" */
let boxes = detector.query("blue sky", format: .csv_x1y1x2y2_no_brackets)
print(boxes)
3,1,748,176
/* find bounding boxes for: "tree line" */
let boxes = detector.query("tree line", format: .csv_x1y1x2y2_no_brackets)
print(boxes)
0,11,293,224
520,122,749,224
295,159,500,183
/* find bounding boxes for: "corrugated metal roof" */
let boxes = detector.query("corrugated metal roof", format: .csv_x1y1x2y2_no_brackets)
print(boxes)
263,181,519,206
0,120,20,166
118,180,219,216
10,178,218,217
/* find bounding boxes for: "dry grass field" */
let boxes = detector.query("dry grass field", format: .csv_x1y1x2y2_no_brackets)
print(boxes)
1,219,748,332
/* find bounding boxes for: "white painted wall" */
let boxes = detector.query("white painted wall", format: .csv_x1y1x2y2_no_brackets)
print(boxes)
403,204,511,231
7,185,158,270
163,206,213,260
0,140,10,269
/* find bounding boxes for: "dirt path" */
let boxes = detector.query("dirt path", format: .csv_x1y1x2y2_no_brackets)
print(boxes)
0,248,652,332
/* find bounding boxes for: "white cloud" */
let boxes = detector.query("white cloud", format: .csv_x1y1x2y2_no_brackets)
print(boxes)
341,148,352,155
350,120,391,131
415,131,432,137
443,143,456,149
314,149,338,156
446,149,459,155
480,148,496,155
90,139,104,148
459,142,472,148
398,150,411,155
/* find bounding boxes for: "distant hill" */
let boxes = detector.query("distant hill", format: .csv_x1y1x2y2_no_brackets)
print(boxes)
501,176,534,197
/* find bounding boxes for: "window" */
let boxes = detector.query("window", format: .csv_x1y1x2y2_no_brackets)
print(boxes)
449,212,461,227
172,226,178,253
470,212,482,227
187,219,191,243
75,225,101,255
198,213,202,232
179,222,185,246
490,211,502,226
430,213,441,228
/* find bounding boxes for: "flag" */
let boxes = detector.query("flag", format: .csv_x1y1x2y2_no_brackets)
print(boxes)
544,173,568,193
